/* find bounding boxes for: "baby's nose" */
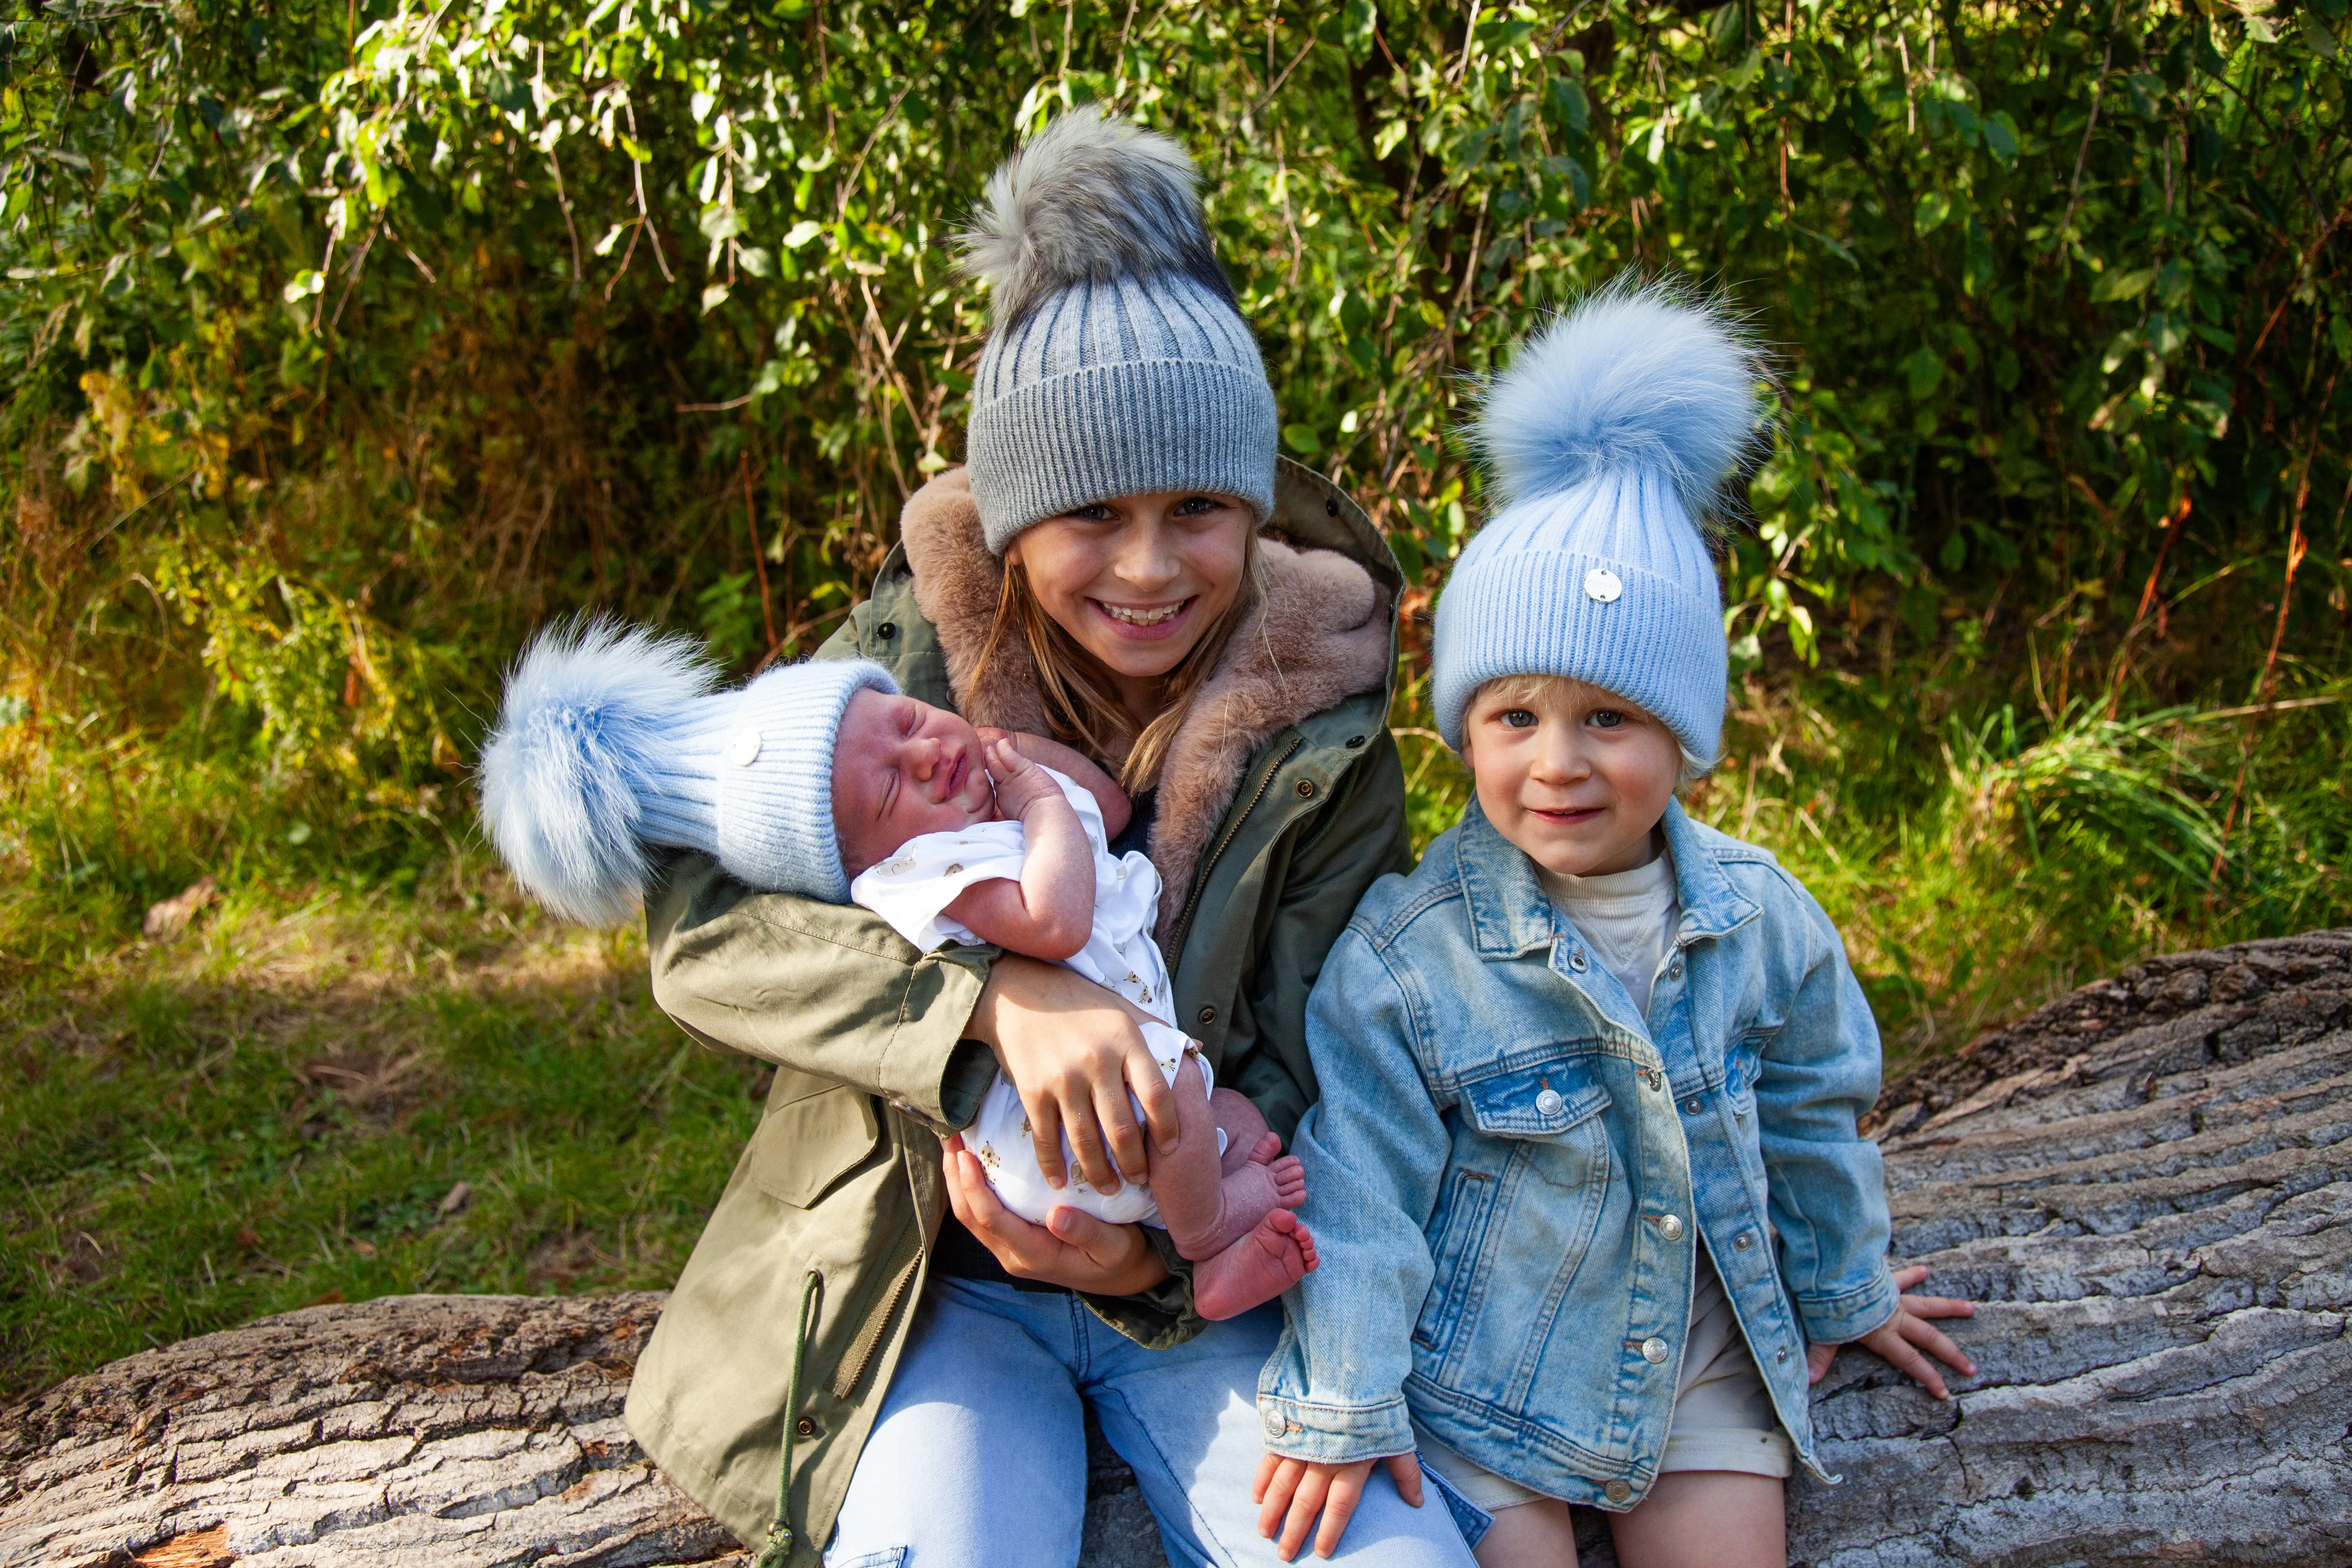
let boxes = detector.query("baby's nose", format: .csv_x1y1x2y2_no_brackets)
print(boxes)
909,737,941,779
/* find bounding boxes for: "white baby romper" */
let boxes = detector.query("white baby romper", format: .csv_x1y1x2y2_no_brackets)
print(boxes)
847,767,1214,1227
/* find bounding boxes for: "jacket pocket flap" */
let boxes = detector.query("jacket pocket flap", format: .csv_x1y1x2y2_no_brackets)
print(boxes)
750,1086,882,1209
1460,1063,1610,1139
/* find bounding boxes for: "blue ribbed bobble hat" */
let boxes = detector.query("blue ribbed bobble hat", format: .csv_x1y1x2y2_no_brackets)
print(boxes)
1431,279,1769,763
959,106,1278,554
478,619,897,923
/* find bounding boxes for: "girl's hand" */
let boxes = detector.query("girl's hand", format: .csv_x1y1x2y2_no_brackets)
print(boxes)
964,955,1180,1192
1252,1453,1424,1562
941,1137,1169,1296
1806,1264,1978,1398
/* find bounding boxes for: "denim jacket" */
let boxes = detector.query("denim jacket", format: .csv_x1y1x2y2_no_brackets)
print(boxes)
1258,797,1897,1507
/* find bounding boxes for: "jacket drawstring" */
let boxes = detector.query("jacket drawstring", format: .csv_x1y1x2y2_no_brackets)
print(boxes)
754,1267,824,1568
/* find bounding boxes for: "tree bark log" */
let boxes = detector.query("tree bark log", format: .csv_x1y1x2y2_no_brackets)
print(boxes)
5,933,2347,1567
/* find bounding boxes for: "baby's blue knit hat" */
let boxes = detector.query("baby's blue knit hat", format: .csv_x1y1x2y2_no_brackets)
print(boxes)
479,619,898,923
1432,279,1768,763
959,107,1277,553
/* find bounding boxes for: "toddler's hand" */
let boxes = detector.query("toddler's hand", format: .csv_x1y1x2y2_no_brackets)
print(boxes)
984,736,1063,819
1806,1264,1977,1398
1252,1452,1424,1562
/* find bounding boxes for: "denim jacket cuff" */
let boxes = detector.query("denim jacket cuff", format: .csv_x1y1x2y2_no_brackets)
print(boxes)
1256,1392,1416,1465
1799,1265,1901,1345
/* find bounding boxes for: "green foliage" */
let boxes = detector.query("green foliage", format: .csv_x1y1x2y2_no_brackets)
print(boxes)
4,0,2351,1389
7,0,2348,755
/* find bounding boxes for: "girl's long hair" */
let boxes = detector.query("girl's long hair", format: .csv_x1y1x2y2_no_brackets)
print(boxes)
972,529,1264,796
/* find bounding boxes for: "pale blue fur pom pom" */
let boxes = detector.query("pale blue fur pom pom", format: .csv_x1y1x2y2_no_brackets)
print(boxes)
1474,277,1767,518
478,618,718,925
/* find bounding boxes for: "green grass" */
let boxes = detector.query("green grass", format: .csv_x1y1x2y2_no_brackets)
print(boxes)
4,670,2348,1401
0,831,763,1401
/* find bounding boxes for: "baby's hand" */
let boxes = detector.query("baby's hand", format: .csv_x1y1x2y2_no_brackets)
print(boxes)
985,736,1066,820
1806,1264,1977,1398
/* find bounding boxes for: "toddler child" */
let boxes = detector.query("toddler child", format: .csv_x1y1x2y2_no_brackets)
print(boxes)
1251,283,1975,1567
478,627,1315,1320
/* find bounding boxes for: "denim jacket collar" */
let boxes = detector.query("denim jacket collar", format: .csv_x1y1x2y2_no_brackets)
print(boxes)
1658,798,1761,945
1454,797,1759,964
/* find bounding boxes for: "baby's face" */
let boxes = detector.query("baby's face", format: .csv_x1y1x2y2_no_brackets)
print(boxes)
832,688,998,877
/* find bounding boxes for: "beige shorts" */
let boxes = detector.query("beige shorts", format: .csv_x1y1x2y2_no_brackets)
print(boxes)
1414,1251,1793,1512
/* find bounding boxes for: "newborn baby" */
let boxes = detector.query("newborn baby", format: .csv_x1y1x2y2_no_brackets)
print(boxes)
830,686,1317,1321
476,624,1314,1322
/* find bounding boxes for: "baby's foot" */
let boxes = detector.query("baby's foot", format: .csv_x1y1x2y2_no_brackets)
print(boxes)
1194,1209,1318,1321
1218,1127,1283,1179
1180,1155,1305,1259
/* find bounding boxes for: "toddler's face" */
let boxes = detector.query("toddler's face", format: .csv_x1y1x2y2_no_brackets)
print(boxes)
1459,676,1682,879
832,688,998,877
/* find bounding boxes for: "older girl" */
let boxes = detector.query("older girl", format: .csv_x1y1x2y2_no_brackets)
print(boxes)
621,109,1479,1568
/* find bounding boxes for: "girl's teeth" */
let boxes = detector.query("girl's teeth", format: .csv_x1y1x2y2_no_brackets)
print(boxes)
1103,602,1183,626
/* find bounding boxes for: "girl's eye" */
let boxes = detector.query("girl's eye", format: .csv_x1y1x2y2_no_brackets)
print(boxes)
1173,495,1220,517
1502,709,1537,729
1065,502,1119,523
1590,710,1625,729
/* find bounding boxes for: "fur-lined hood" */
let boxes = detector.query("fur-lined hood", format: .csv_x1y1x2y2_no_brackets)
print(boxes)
897,467,1393,945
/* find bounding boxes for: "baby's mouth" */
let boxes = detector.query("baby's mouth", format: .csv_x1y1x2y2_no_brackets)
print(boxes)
1097,599,1189,627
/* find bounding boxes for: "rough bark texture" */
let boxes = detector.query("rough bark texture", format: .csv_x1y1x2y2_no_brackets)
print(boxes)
5,932,2347,1567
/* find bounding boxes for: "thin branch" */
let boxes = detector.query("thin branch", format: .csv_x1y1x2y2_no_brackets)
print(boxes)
547,145,585,291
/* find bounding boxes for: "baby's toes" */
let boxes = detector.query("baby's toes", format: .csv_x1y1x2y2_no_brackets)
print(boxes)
1247,1131,1284,1166
1269,1156,1306,1207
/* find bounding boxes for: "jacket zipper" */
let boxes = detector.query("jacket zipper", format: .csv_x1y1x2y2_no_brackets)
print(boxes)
832,1228,921,1400
1171,735,1305,960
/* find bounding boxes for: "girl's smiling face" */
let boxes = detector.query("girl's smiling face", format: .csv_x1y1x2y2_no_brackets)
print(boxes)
1003,490,1252,719
1459,676,1684,878
830,688,998,876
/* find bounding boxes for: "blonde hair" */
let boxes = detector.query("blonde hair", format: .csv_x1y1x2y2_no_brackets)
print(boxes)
1469,672,1712,781
974,533,1264,795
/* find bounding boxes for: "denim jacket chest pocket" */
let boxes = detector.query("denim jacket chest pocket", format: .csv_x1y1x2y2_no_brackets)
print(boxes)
1413,1056,1614,1364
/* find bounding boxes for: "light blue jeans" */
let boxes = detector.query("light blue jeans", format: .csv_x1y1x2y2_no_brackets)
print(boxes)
826,1277,1483,1567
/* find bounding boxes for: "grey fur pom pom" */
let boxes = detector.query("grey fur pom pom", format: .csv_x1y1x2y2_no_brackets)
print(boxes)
958,105,1233,328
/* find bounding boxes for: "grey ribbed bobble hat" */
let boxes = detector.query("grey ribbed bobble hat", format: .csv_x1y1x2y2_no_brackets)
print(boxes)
959,107,1278,554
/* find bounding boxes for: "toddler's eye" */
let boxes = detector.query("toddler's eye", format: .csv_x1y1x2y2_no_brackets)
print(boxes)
1502,709,1537,729
1063,502,1119,522
1173,495,1220,516
1590,710,1625,729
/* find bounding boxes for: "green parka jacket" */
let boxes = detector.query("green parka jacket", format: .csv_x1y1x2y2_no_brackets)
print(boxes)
623,459,1411,1562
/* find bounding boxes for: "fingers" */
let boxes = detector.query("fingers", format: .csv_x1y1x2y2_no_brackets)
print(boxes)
1385,1452,1424,1509
1274,1464,1331,1562
1314,1466,1367,1559
1252,1452,1282,1508
941,1138,979,1230
1041,1203,1122,1268
1133,1047,1183,1156
1875,1326,1951,1400
1900,1290,1978,1321
1257,1458,1305,1544
1020,1083,1070,1191
1892,1264,1932,1291
1806,1342,1836,1384
949,1149,1051,1279
1059,1080,1121,1192
1093,1070,1149,1186
1901,1313,1978,1380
